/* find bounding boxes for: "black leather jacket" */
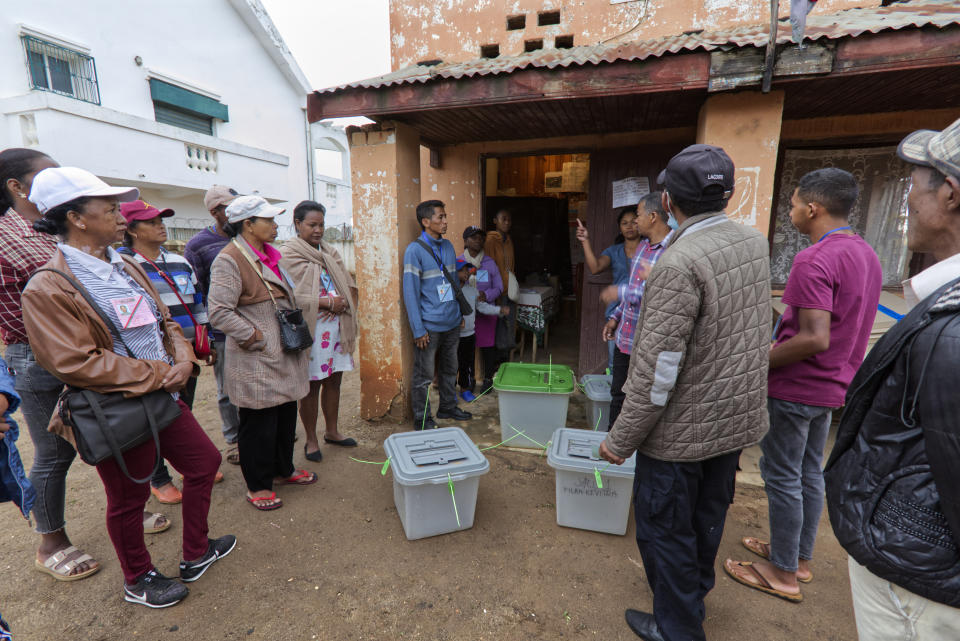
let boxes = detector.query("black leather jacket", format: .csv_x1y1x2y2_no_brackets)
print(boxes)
825,275,960,607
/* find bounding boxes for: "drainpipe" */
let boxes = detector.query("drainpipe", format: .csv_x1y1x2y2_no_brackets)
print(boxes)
762,0,778,93
304,107,315,200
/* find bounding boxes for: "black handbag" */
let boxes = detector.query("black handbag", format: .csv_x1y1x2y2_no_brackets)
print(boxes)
233,239,313,352
30,268,182,483
415,238,473,316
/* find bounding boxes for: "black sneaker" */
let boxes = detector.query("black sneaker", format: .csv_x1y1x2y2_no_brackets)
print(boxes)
179,535,237,583
436,407,472,421
414,416,438,431
123,569,188,608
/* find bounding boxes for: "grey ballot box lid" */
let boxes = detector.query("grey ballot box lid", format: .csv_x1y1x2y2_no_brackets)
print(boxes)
384,426,490,486
547,427,636,479
580,374,613,402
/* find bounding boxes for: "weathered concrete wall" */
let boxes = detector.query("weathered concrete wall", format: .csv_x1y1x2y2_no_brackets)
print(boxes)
696,90,785,236
350,121,421,419
389,0,879,69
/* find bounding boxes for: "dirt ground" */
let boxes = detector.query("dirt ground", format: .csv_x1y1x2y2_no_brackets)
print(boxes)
0,368,858,641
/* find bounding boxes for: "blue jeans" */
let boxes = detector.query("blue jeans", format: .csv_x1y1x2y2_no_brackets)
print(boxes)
760,397,833,572
5,343,73,534
412,327,459,422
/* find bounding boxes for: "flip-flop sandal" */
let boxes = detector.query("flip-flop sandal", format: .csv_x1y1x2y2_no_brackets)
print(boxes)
143,512,171,534
35,545,101,582
226,446,240,465
723,560,803,603
151,483,182,505
281,470,318,485
741,537,813,583
323,436,358,447
247,492,283,511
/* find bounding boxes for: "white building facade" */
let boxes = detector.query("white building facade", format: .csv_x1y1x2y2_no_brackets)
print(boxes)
0,0,314,242
311,121,352,230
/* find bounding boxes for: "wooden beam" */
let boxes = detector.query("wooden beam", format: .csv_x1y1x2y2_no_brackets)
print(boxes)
308,54,711,121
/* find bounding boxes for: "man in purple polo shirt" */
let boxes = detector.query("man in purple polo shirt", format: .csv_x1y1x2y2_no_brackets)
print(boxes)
725,168,882,602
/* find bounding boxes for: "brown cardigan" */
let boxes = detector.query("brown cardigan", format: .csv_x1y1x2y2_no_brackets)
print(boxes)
207,239,309,409
21,249,199,444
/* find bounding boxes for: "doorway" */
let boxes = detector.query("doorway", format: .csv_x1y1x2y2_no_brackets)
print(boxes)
482,152,588,371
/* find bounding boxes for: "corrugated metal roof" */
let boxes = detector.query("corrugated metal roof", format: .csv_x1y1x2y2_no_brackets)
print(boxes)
316,0,960,94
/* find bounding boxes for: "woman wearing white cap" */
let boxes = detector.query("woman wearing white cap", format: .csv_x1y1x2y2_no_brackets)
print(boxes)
20,167,235,608
207,195,313,511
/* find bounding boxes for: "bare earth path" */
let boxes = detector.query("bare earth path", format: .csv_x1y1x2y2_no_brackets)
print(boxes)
0,368,857,640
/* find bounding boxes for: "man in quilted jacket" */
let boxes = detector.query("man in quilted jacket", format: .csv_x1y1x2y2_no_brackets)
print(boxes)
600,144,771,641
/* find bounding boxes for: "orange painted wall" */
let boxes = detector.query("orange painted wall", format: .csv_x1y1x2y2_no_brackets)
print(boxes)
696,90,785,236
389,0,879,69
350,122,422,419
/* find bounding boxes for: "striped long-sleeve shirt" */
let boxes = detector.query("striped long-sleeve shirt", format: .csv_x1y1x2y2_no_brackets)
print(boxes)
610,231,673,355
116,247,208,342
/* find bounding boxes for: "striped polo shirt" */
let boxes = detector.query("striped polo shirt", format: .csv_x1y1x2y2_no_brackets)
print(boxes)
116,247,209,342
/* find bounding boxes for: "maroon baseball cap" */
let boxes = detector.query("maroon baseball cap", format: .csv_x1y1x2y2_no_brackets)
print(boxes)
120,200,174,223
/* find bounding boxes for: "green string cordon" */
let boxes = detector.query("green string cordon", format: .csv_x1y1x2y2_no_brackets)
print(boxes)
447,473,461,527
468,384,494,403
506,423,547,450
593,462,613,488
479,431,524,451
349,456,392,475
593,409,602,431
421,384,430,431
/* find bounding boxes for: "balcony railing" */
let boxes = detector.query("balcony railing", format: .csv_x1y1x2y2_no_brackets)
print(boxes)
185,144,218,172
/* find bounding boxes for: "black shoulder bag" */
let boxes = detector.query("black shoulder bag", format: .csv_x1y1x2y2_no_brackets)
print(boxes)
30,268,183,483
415,238,473,316
232,239,313,352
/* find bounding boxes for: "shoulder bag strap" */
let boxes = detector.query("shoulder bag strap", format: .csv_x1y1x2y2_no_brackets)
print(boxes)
231,238,286,313
415,238,464,297
132,250,203,329
30,268,137,358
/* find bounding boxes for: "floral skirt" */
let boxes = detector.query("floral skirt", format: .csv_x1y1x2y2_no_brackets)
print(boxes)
308,316,354,381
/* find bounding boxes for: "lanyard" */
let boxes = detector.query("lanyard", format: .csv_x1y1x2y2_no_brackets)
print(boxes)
420,231,444,266
319,266,335,294
818,226,852,243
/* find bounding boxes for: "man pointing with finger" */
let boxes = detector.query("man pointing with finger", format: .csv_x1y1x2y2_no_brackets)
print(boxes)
599,145,771,641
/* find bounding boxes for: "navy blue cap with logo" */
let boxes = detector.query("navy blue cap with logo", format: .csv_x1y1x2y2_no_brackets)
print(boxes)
657,144,735,204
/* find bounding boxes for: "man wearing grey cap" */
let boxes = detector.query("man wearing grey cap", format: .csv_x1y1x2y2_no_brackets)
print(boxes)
824,118,960,640
185,185,242,461
599,144,771,641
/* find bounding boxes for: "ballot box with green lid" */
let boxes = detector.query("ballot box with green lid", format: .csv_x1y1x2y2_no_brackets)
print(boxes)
383,427,490,540
546,427,637,535
580,374,613,431
493,362,574,449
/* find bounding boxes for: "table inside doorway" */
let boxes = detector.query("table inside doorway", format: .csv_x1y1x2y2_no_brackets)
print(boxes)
515,285,557,361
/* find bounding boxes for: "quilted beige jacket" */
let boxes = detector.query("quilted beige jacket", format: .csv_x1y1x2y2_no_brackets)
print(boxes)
606,212,771,462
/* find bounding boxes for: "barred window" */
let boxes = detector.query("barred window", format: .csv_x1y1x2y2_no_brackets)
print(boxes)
22,35,100,105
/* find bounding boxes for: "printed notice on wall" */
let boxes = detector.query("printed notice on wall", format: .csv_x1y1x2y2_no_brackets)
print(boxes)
561,162,590,193
611,177,650,208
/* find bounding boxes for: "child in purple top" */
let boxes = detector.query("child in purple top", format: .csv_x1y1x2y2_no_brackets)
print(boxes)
726,168,882,602
459,226,503,391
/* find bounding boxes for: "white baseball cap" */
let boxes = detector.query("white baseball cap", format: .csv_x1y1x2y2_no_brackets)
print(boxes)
225,195,284,223
29,167,140,214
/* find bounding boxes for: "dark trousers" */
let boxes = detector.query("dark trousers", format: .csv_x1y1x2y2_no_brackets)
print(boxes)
480,346,499,383
237,401,298,493
457,334,476,391
633,450,741,641
151,376,198,488
608,347,631,429
95,401,221,584
412,327,459,421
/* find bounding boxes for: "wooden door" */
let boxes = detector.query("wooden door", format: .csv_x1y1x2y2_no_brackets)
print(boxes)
578,145,685,376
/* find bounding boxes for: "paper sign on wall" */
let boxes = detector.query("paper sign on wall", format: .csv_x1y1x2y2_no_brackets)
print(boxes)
561,162,589,193
611,177,650,208
544,171,563,193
